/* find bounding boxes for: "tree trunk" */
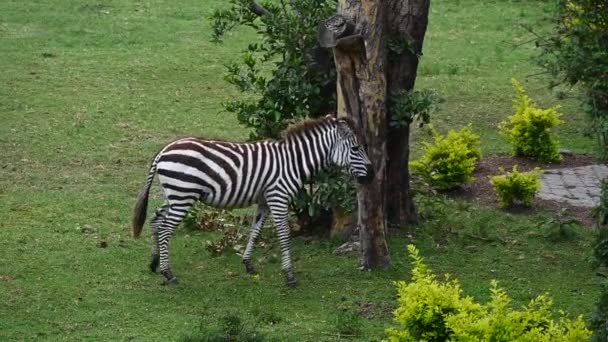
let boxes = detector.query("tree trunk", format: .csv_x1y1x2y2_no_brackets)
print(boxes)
320,0,430,269
385,0,431,228
333,0,391,269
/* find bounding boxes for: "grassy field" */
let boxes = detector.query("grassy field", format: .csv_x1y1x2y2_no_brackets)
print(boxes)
0,0,601,340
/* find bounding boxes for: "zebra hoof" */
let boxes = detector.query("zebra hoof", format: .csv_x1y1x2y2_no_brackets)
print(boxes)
161,270,178,286
243,260,256,274
164,277,179,287
150,254,160,273
286,275,297,288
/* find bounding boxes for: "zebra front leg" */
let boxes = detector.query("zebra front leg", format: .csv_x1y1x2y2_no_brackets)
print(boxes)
242,203,269,274
268,199,296,287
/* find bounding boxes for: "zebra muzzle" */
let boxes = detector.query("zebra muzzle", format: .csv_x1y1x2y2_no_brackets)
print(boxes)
356,166,375,184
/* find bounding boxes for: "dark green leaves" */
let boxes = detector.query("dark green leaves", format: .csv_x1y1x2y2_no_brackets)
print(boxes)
389,89,437,129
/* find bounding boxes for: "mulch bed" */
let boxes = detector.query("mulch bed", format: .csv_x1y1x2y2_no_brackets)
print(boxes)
445,154,600,226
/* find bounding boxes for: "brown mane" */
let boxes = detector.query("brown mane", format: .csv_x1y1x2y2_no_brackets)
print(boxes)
281,115,360,140
281,115,335,139
337,116,359,135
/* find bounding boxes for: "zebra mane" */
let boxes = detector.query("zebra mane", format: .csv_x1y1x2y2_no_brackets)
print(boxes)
281,115,359,140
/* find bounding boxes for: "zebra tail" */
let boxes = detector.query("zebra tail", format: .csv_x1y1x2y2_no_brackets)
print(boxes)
132,155,159,238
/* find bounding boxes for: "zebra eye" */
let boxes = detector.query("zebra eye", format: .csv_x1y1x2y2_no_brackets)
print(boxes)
350,146,359,152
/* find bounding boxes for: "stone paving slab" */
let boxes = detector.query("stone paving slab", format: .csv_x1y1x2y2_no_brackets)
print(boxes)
538,164,608,207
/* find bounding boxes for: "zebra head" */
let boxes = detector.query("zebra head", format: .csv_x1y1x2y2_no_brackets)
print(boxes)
331,118,375,184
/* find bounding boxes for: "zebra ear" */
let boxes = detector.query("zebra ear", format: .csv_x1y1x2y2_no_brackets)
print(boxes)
336,119,352,137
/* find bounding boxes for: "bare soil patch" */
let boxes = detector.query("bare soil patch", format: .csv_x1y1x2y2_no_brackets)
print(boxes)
446,154,599,226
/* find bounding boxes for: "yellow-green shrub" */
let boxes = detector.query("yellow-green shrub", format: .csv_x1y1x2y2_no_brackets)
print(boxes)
410,124,481,190
385,245,483,341
385,245,592,342
489,166,542,208
499,79,563,163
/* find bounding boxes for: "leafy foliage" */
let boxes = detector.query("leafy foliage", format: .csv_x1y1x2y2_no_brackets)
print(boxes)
290,167,357,233
181,205,244,232
385,245,592,342
538,0,608,160
539,2,608,339
181,206,249,256
590,282,608,342
594,179,608,228
489,165,542,208
389,89,436,129
410,124,481,190
499,79,563,163
594,228,608,273
206,227,245,257
591,180,608,341
210,0,337,140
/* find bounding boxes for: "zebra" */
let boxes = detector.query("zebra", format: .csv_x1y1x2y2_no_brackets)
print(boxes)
132,115,374,287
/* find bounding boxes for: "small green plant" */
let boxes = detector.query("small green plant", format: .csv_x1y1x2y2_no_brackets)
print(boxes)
540,208,580,241
181,205,243,233
384,245,592,341
333,310,363,337
206,227,244,257
410,124,481,190
254,310,282,326
182,312,265,342
499,79,563,163
181,204,203,232
489,165,542,208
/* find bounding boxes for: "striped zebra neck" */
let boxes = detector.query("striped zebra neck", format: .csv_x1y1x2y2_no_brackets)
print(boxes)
281,121,338,182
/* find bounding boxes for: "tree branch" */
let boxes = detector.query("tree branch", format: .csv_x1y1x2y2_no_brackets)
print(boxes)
250,1,272,17
318,15,357,48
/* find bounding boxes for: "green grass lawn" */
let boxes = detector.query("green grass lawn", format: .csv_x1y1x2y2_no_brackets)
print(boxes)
0,0,601,340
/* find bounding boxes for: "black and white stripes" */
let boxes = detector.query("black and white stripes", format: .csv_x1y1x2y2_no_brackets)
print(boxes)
132,115,374,287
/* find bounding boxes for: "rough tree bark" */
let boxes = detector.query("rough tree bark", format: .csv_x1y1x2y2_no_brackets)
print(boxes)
385,0,430,227
319,0,430,268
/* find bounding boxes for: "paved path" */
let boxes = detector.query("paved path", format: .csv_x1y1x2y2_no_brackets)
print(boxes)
538,164,608,207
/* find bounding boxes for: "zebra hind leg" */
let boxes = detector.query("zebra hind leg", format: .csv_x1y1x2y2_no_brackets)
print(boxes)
149,203,168,273
268,199,296,287
157,203,192,286
242,203,269,274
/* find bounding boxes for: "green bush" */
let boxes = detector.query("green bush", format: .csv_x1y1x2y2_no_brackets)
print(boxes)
384,245,592,342
499,79,563,163
591,180,608,341
410,124,481,190
539,3,607,338
538,0,608,160
210,0,336,140
590,282,608,342
489,165,543,208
